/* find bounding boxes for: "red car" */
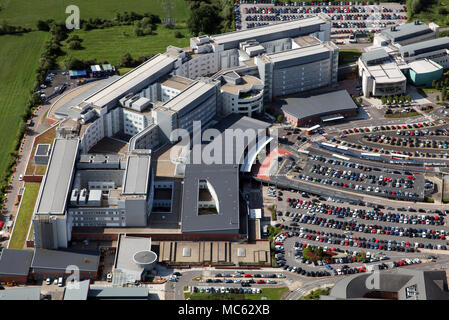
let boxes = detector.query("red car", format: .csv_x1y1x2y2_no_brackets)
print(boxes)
244,274,252,278
256,280,265,284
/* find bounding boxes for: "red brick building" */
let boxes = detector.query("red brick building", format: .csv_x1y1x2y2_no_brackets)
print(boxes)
278,90,359,127
0,249,33,284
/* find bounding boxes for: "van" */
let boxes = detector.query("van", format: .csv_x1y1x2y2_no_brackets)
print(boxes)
58,277,64,287
19,174,23,181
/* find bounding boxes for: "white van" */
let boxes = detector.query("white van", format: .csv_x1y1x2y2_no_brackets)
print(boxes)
58,277,64,287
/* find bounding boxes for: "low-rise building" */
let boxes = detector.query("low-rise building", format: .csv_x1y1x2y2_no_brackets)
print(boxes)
0,249,33,284
30,248,99,280
279,90,359,126
358,49,407,97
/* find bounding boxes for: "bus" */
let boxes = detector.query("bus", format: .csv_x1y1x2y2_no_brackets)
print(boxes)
297,149,310,155
321,142,337,148
305,124,320,135
391,153,411,160
337,145,349,151
332,154,350,161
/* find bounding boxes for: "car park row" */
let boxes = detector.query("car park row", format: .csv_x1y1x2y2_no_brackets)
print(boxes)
296,154,423,201
237,1,406,31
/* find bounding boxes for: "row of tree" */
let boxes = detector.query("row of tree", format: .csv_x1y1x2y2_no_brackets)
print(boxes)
0,21,32,35
380,95,412,105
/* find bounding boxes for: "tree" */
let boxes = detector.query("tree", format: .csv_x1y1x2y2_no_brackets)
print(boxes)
68,40,82,50
188,2,223,36
406,95,412,103
120,52,135,68
174,31,184,38
387,95,393,105
277,115,284,123
432,80,437,88
410,0,424,15
37,20,51,31
381,96,387,105
436,95,440,102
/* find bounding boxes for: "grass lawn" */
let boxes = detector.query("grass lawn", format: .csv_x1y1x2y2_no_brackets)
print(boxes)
0,31,49,182
0,0,189,28
8,183,41,249
185,287,289,300
58,24,191,66
338,49,362,66
300,287,331,300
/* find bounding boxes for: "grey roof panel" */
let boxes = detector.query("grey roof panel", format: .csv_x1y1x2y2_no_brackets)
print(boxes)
278,90,358,121
122,154,151,195
88,286,148,298
0,249,33,276
31,248,99,272
0,288,41,300
361,49,390,64
36,139,79,215
381,22,432,42
400,37,449,56
63,280,90,300
181,164,240,233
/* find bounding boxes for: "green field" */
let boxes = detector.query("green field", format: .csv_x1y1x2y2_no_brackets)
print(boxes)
59,24,191,66
0,0,189,28
0,31,49,183
8,183,41,249
185,287,289,300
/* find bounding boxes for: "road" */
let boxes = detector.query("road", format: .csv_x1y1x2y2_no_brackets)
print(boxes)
0,101,52,247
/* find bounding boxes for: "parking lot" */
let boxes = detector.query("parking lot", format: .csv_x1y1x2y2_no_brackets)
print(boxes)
265,188,449,278
292,152,427,201
236,1,407,35
335,122,449,159
36,70,80,103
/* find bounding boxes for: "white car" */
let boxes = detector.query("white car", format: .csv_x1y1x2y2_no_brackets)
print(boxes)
46,278,51,285
57,277,64,287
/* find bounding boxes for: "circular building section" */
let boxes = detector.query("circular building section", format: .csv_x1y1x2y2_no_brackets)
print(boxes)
133,250,158,270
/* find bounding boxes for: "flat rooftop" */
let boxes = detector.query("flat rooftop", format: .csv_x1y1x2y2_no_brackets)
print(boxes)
279,90,358,121
381,22,433,43
114,236,153,274
122,154,151,195
400,36,449,56
211,15,327,47
35,139,79,215
181,164,240,233
31,248,99,272
220,75,263,95
361,48,390,65
0,249,33,276
262,43,331,67
367,62,407,84
159,80,216,114
84,54,176,108
409,59,443,74
0,288,41,300
160,75,194,91
292,35,321,47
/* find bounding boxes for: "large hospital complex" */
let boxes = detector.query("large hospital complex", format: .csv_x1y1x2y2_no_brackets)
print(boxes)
23,16,449,259
30,14,343,249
